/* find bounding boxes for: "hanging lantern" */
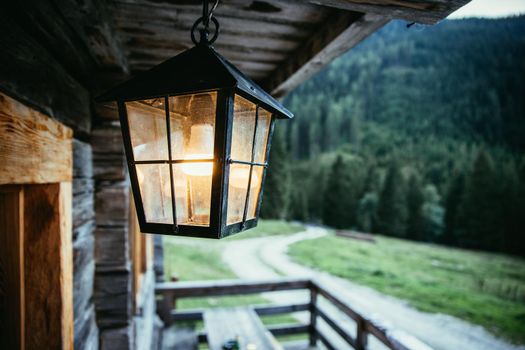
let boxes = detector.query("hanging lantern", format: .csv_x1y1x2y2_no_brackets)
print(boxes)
97,0,293,238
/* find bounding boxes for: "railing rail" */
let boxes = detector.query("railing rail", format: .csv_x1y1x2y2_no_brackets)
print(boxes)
155,277,423,350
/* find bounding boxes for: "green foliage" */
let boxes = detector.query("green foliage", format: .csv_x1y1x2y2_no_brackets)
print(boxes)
260,130,291,219
406,173,425,240
289,234,525,343
276,17,525,256
376,160,408,236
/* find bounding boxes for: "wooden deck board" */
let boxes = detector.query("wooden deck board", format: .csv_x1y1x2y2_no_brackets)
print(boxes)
204,307,283,350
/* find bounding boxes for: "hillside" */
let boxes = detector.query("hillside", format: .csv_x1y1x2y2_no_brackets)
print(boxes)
262,17,525,255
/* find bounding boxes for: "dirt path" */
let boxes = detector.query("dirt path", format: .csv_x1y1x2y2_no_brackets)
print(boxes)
221,226,524,350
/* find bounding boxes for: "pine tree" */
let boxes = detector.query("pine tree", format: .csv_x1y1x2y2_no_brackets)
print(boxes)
443,171,465,245
457,150,500,249
421,184,445,241
406,173,425,240
323,155,353,229
260,131,291,219
375,160,408,237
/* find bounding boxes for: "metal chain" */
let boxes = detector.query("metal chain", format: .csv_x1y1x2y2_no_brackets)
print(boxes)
203,0,219,31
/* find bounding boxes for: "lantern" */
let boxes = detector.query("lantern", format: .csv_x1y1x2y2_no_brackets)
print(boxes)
97,1,293,238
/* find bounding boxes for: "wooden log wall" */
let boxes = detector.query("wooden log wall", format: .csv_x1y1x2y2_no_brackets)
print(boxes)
91,115,134,348
73,140,99,350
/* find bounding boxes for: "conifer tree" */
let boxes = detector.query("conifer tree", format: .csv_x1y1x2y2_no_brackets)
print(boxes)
260,131,291,219
458,150,499,249
406,173,425,240
443,171,465,244
323,155,353,229
376,160,407,237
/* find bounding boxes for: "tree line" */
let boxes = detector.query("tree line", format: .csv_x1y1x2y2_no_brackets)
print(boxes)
260,16,525,256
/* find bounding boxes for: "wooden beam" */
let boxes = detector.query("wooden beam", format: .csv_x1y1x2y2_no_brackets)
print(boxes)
306,0,472,24
0,92,73,185
262,11,389,97
52,0,129,74
156,278,311,298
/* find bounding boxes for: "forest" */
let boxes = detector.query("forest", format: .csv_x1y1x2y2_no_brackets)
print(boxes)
260,16,525,256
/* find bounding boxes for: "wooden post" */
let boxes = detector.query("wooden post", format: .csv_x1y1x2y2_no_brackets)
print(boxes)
0,186,25,350
309,287,318,346
356,317,368,350
159,291,174,326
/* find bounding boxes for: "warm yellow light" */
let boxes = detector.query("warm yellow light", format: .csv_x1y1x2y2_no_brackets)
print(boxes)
181,124,213,176
230,167,259,189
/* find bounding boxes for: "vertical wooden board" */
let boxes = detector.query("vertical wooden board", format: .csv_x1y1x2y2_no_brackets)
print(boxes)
23,183,73,350
0,186,24,350
0,92,73,185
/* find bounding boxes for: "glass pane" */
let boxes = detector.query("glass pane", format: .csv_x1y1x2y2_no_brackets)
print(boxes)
226,164,250,225
169,92,217,161
135,164,172,224
172,163,213,226
253,108,272,163
231,95,256,161
126,98,168,161
247,166,264,220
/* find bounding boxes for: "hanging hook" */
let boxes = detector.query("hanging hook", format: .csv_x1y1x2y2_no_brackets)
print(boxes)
191,0,220,45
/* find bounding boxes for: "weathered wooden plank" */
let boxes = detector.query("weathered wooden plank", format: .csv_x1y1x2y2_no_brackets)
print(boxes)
24,183,73,350
308,0,471,24
204,307,280,350
73,223,95,319
0,186,25,350
99,325,133,350
95,181,130,226
267,323,309,337
0,16,91,135
73,139,94,179
170,303,310,322
73,178,95,229
113,0,331,27
94,270,132,328
156,278,311,297
316,328,337,350
263,12,389,97
316,304,357,348
0,92,73,185
74,304,99,350
52,0,129,72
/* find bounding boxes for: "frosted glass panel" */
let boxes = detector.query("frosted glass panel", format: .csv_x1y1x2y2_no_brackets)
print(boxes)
231,95,256,161
172,163,213,226
168,92,217,161
253,108,272,163
226,164,250,225
136,164,172,224
126,99,168,161
247,166,264,220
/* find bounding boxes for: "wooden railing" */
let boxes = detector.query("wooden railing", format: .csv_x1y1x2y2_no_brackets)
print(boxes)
155,277,419,350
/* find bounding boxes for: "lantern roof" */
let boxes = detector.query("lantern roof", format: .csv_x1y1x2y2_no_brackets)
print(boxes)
97,44,293,119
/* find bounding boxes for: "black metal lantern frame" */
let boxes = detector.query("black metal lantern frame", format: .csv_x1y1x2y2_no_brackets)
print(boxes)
97,3,293,238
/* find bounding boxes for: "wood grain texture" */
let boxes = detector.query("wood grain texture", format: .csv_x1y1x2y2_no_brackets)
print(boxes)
204,307,282,350
263,12,389,97
0,92,73,185
0,15,91,135
309,0,472,24
0,186,24,350
24,183,73,350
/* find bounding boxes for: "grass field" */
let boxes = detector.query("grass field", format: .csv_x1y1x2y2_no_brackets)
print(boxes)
163,220,306,341
288,233,525,343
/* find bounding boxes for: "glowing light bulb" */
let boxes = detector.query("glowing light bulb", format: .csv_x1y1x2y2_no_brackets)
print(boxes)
181,124,214,176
